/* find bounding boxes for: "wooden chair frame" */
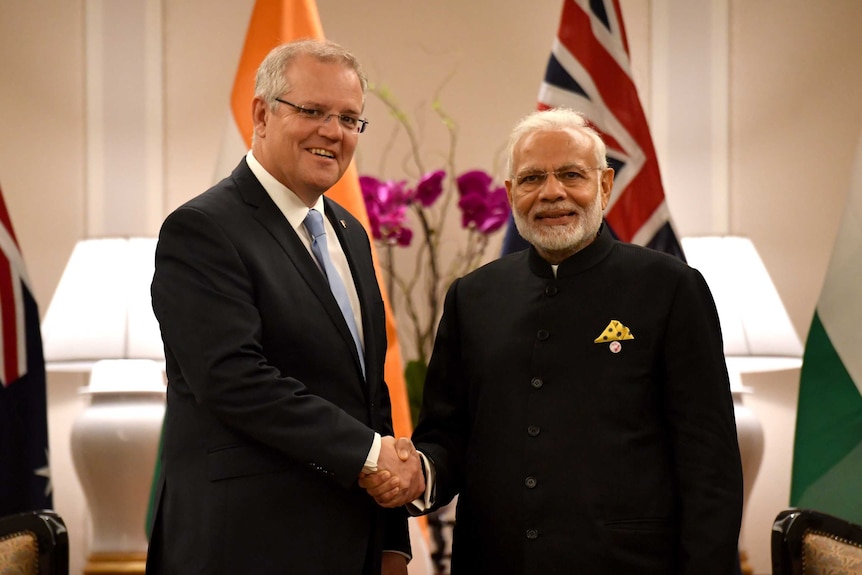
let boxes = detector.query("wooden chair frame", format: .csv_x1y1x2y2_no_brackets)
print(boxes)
0,510,68,575
772,508,862,575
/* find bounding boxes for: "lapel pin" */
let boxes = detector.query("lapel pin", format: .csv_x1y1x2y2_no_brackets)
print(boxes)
340,219,347,229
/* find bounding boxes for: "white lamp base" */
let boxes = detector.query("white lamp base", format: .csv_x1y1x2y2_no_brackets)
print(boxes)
731,388,765,575
70,359,165,575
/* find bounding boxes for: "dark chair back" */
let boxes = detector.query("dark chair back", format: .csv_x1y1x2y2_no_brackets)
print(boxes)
0,510,68,575
772,508,862,575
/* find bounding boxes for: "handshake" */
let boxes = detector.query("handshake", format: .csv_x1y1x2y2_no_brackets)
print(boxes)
359,436,425,508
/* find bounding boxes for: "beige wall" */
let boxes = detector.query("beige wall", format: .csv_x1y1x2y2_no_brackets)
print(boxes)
2,1,862,574
728,2,862,570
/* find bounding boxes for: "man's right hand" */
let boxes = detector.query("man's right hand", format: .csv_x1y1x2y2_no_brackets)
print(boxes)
359,436,425,508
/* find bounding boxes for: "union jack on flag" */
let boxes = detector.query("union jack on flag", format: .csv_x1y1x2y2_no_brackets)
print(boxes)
534,0,684,258
0,182,52,514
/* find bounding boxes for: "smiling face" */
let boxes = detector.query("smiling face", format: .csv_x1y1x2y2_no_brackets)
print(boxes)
251,54,364,206
505,128,614,264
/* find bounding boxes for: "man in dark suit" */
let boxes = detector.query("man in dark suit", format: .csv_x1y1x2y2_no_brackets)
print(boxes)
146,39,424,575
364,108,744,574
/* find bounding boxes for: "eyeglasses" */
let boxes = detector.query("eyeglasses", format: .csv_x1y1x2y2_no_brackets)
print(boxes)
513,166,603,191
274,98,369,134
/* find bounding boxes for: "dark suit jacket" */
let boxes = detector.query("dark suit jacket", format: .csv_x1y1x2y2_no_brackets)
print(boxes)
413,226,743,575
146,159,408,575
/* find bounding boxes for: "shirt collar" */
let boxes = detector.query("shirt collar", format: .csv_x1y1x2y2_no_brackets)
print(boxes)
246,150,325,234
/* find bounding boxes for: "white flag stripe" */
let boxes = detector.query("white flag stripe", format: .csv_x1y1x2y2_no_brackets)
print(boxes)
630,200,672,247
12,271,26,377
214,110,249,183
0,214,30,384
817,134,862,395
0,222,32,291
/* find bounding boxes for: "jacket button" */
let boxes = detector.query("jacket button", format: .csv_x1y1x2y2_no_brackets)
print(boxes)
530,377,543,389
545,285,558,296
536,329,549,341
526,528,539,540
527,425,540,437
525,476,537,489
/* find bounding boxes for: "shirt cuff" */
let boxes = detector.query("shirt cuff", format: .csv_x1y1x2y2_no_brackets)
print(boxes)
362,432,381,473
383,550,412,563
407,451,435,513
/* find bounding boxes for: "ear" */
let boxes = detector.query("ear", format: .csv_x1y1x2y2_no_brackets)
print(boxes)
599,168,614,210
252,96,269,139
505,179,515,206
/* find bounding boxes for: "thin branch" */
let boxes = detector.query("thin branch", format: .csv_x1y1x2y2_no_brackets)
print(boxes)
364,80,506,366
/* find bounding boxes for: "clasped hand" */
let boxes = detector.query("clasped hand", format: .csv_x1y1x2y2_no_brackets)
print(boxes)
359,436,425,508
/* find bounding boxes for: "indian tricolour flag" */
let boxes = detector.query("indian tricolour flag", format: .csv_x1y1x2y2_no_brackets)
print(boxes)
790,133,862,524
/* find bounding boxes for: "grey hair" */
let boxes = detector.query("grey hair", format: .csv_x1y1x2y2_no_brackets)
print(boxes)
254,38,368,109
505,108,608,176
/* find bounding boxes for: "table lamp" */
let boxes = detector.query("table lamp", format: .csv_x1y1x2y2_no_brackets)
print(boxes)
681,235,803,574
41,237,165,575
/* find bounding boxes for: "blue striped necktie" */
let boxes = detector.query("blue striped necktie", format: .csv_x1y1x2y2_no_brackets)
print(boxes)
303,209,365,376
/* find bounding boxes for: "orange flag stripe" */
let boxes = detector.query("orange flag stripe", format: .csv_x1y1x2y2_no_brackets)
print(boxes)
230,0,323,148
229,0,412,438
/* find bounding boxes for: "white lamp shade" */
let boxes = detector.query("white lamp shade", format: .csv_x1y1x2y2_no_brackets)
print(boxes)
681,236,803,375
41,237,164,369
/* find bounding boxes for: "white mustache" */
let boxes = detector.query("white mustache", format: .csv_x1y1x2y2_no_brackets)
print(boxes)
532,205,581,218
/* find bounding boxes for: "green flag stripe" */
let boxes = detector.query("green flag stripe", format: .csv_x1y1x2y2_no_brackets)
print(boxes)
791,311,862,507
794,441,862,524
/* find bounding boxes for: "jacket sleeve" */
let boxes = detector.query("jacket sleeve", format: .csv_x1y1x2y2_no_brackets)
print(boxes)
411,279,470,511
661,268,744,575
152,205,376,487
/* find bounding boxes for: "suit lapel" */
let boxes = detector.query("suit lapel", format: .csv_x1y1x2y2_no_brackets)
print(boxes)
232,159,367,380
231,162,368,381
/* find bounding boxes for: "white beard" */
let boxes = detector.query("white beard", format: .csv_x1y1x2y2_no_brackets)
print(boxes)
512,188,605,256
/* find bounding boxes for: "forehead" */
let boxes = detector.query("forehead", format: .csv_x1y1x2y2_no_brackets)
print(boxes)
513,128,595,170
283,55,364,110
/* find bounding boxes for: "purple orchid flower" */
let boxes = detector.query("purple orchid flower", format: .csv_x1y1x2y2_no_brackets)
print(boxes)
455,170,511,234
360,175,414,245
414,169,446,207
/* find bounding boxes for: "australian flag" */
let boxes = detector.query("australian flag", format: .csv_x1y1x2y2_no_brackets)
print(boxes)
0,182,52,514
502,0,684,259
